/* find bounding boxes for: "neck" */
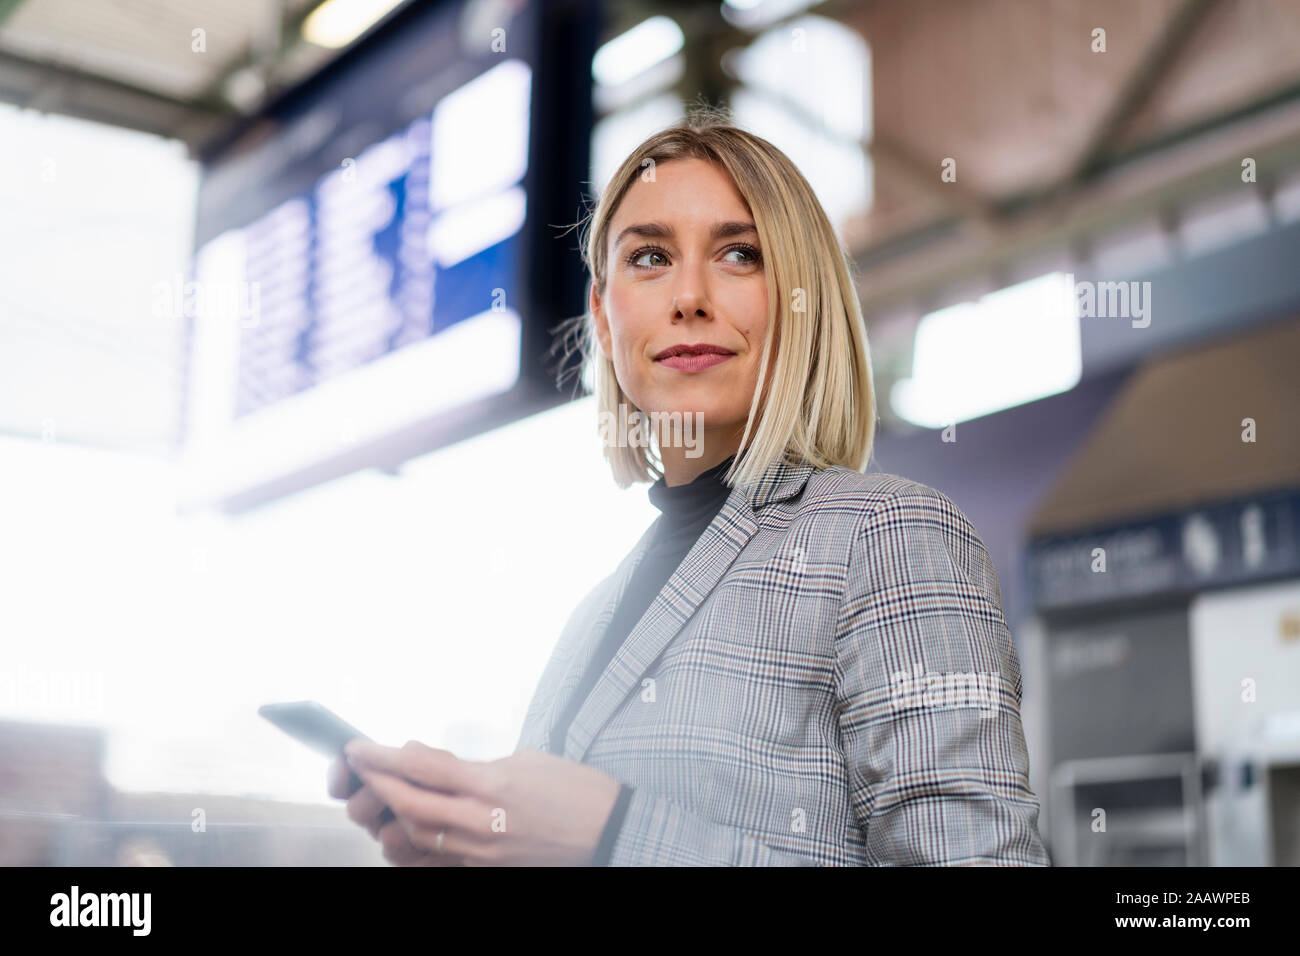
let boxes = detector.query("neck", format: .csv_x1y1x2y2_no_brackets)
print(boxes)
658,426,742,487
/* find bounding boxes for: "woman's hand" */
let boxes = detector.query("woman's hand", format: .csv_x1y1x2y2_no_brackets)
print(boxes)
327,754,463,866
343,740,623,866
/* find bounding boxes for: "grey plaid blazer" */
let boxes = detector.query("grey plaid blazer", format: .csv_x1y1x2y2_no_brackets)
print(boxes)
515,456,1050,866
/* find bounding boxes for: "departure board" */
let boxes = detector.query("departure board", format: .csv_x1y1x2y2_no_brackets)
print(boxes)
195,58,530,419
182,0,594,511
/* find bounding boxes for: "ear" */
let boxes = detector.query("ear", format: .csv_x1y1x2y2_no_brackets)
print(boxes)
591,280,612,359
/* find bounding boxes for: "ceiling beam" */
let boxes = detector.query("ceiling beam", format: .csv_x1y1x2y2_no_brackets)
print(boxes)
1070,0,1219,184
0,46,234,122
852,97,1300,314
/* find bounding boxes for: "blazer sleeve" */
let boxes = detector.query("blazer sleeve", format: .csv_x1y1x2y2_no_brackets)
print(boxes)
833,485,1051,865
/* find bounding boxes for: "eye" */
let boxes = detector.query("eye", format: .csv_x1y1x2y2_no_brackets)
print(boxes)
627,246,669,269
721,243,762,265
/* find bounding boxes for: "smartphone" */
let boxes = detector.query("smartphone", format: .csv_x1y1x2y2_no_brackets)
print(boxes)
258,700,374,799
259,700,370,756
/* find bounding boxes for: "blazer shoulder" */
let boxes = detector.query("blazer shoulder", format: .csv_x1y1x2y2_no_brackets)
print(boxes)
801,466,969,530
806,467,1005,612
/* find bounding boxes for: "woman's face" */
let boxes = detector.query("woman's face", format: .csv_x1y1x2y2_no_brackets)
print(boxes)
592,158,770,454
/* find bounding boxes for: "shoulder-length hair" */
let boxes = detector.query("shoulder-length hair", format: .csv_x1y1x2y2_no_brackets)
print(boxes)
553,108,877,490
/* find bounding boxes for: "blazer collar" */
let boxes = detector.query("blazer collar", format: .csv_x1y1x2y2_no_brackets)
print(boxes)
744,454,817,510
548,453,818,762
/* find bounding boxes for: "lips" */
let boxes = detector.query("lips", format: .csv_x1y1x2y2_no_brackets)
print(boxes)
660,348,733,371
653,343,735,360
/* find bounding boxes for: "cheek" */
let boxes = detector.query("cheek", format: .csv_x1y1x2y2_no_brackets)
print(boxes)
602,284,658,405
732,283,770,362
604,284,653,354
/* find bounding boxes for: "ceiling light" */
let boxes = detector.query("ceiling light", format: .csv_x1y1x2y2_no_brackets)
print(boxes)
302,0,406,50
891,272,1082,428
592,16,684,88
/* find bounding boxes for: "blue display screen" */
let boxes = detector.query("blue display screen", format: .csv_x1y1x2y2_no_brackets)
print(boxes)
221,90,527,416
190,0,536,422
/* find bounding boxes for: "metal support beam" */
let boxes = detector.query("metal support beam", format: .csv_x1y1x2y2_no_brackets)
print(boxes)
0,46,234,119
1071,0,1219,183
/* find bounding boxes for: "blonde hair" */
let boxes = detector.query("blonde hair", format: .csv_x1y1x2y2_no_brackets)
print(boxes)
553,107,876,490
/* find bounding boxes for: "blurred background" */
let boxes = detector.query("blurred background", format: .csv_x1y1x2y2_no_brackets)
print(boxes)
1,0,1298,867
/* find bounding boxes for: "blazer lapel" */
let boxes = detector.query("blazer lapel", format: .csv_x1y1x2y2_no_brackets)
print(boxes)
557,455,816,763
536,515,661,750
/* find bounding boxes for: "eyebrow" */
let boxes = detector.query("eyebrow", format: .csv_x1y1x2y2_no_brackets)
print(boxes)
612,220,758,249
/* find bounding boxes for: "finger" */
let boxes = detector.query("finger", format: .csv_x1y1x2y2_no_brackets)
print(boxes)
377,820,461,867
366,805,397,840
391,803,505,864
435,827,505,865
327,756,362,799
377,819,426,865
357,767,486,834
345,784,390,836
347,740,477,795
344,740,402,768
365,803,397,840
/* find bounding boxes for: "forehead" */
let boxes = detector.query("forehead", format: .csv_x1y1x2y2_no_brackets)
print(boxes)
610,157,752,230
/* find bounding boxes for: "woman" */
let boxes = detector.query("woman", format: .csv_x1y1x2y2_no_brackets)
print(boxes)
332,114,1051,866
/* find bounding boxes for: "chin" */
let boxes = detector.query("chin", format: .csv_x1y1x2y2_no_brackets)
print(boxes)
641,394,717,419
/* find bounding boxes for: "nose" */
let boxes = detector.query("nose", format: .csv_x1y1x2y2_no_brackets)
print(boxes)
672,284,710,322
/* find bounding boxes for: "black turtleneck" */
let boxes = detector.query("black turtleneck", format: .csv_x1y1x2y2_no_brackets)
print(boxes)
553,454,737,865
